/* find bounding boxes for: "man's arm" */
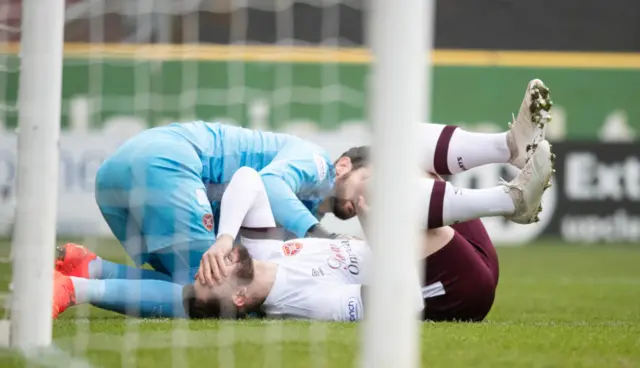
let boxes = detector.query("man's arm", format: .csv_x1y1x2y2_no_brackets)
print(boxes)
216,167,276,240
259,146,336,238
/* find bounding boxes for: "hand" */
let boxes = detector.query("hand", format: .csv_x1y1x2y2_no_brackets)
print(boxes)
196,234,234,287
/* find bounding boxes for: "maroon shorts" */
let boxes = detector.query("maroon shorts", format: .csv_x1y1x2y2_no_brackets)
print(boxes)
422,219,499,322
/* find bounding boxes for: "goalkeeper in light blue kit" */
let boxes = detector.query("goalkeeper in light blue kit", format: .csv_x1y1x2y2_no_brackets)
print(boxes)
61,121,356,285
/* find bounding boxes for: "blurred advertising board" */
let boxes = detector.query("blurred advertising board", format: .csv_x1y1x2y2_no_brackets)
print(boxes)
540,141,640,243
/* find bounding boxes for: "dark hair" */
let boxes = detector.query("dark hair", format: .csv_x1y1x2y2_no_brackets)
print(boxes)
182,245,255,319
337,146,370,171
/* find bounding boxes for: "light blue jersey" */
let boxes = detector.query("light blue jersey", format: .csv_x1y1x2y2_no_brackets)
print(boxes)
95,122,334,279
165,122,334,234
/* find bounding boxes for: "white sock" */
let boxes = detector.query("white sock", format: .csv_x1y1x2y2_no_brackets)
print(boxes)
415,123,510,175
444,185,515,224
418,179,515,228
447,129,510,174
71,277,105,304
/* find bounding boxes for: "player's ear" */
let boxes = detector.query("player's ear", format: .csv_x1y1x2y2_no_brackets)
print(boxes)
232,288,248,308
335,156,352,176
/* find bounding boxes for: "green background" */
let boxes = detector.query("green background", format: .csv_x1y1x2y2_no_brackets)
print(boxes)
2,56,639,139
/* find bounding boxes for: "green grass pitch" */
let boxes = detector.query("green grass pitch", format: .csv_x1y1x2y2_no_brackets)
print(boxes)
0,238,639,367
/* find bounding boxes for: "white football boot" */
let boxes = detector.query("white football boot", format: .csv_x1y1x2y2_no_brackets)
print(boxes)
502,139,555,224
507,79,553,169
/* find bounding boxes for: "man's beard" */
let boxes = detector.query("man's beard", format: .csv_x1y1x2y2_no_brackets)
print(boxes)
331,197,355,220
331,170,357,220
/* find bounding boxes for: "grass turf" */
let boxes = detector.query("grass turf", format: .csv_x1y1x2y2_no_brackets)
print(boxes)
0,238,639,367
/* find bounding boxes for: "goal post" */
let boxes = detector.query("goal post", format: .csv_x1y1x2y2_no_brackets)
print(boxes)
0,0,439,362
362,0,434,367
9,0,65,349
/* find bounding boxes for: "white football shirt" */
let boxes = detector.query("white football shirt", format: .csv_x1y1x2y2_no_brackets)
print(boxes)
241,236,424,322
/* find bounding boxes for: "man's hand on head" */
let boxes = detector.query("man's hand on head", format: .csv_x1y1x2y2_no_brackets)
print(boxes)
196,234,235,287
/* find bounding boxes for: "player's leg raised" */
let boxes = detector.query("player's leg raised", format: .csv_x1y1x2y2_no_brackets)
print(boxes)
418,79,553,175
419,140,554,228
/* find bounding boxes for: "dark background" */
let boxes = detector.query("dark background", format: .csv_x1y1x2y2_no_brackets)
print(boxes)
184,0,640,51
38,0,640,51
540,142,639,242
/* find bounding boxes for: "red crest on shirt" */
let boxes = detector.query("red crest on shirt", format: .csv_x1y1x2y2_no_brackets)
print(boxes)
202,213,214,231
282,242,303,256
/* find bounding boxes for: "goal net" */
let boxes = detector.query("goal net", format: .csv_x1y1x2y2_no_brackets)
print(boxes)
2,0,373,235
0,0,425,365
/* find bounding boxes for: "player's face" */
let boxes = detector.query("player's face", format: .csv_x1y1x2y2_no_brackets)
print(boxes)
194,246,255,317
333,159,372,220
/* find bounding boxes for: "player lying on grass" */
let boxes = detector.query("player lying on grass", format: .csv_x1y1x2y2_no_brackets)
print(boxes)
193,135,552,322
189,93,554,321
52,78,553,318
52,132,554,321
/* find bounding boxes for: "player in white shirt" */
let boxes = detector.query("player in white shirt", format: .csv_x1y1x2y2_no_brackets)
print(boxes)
186,128,552,322
190,237,378,321
257,238,369,320
182,166,419,320
187,79,554,321
53,79,553,321
52,136,552,322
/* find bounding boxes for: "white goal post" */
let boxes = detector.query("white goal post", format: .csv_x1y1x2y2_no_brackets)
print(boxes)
8,0,65,349
361,0,434,367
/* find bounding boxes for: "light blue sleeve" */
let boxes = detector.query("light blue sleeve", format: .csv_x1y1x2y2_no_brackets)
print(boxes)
259,144,335,238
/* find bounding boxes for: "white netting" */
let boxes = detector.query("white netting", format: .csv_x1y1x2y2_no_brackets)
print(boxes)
0,0,369,362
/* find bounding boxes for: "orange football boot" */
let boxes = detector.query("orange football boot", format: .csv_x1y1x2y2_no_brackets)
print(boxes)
52,271,76,319
55,243,97,278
